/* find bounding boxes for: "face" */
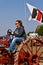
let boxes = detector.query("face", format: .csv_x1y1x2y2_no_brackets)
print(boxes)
15,21,20,27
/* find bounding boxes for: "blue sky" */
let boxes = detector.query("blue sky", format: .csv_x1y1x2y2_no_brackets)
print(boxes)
0,0,43,35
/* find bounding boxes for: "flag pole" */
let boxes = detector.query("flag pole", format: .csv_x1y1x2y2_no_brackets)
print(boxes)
24,1,26,21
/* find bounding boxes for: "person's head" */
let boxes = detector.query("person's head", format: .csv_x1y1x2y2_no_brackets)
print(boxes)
15,20,23,27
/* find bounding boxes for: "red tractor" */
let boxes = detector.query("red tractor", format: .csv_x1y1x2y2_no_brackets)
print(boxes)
0,29,43,65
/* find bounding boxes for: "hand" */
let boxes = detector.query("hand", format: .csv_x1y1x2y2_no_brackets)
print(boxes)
11,32,14,34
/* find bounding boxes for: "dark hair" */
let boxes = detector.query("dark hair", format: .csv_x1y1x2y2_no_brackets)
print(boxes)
16,20,22,26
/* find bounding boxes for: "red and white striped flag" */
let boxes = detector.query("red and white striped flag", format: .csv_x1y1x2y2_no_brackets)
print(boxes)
26,3,43,24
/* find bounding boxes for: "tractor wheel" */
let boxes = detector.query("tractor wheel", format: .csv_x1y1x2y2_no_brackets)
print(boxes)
14,37,43,65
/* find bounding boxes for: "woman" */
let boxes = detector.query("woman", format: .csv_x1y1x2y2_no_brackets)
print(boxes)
6,20,27,51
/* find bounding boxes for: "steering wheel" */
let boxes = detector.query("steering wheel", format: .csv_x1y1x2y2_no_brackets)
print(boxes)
7,29,12,35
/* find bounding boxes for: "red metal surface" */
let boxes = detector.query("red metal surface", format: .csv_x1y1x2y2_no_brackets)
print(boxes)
0,40,9,48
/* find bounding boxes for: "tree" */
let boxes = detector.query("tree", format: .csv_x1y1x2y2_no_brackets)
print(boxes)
35,25,43,36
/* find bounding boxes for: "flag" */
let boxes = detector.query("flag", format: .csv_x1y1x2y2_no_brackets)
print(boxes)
26,3,43,24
